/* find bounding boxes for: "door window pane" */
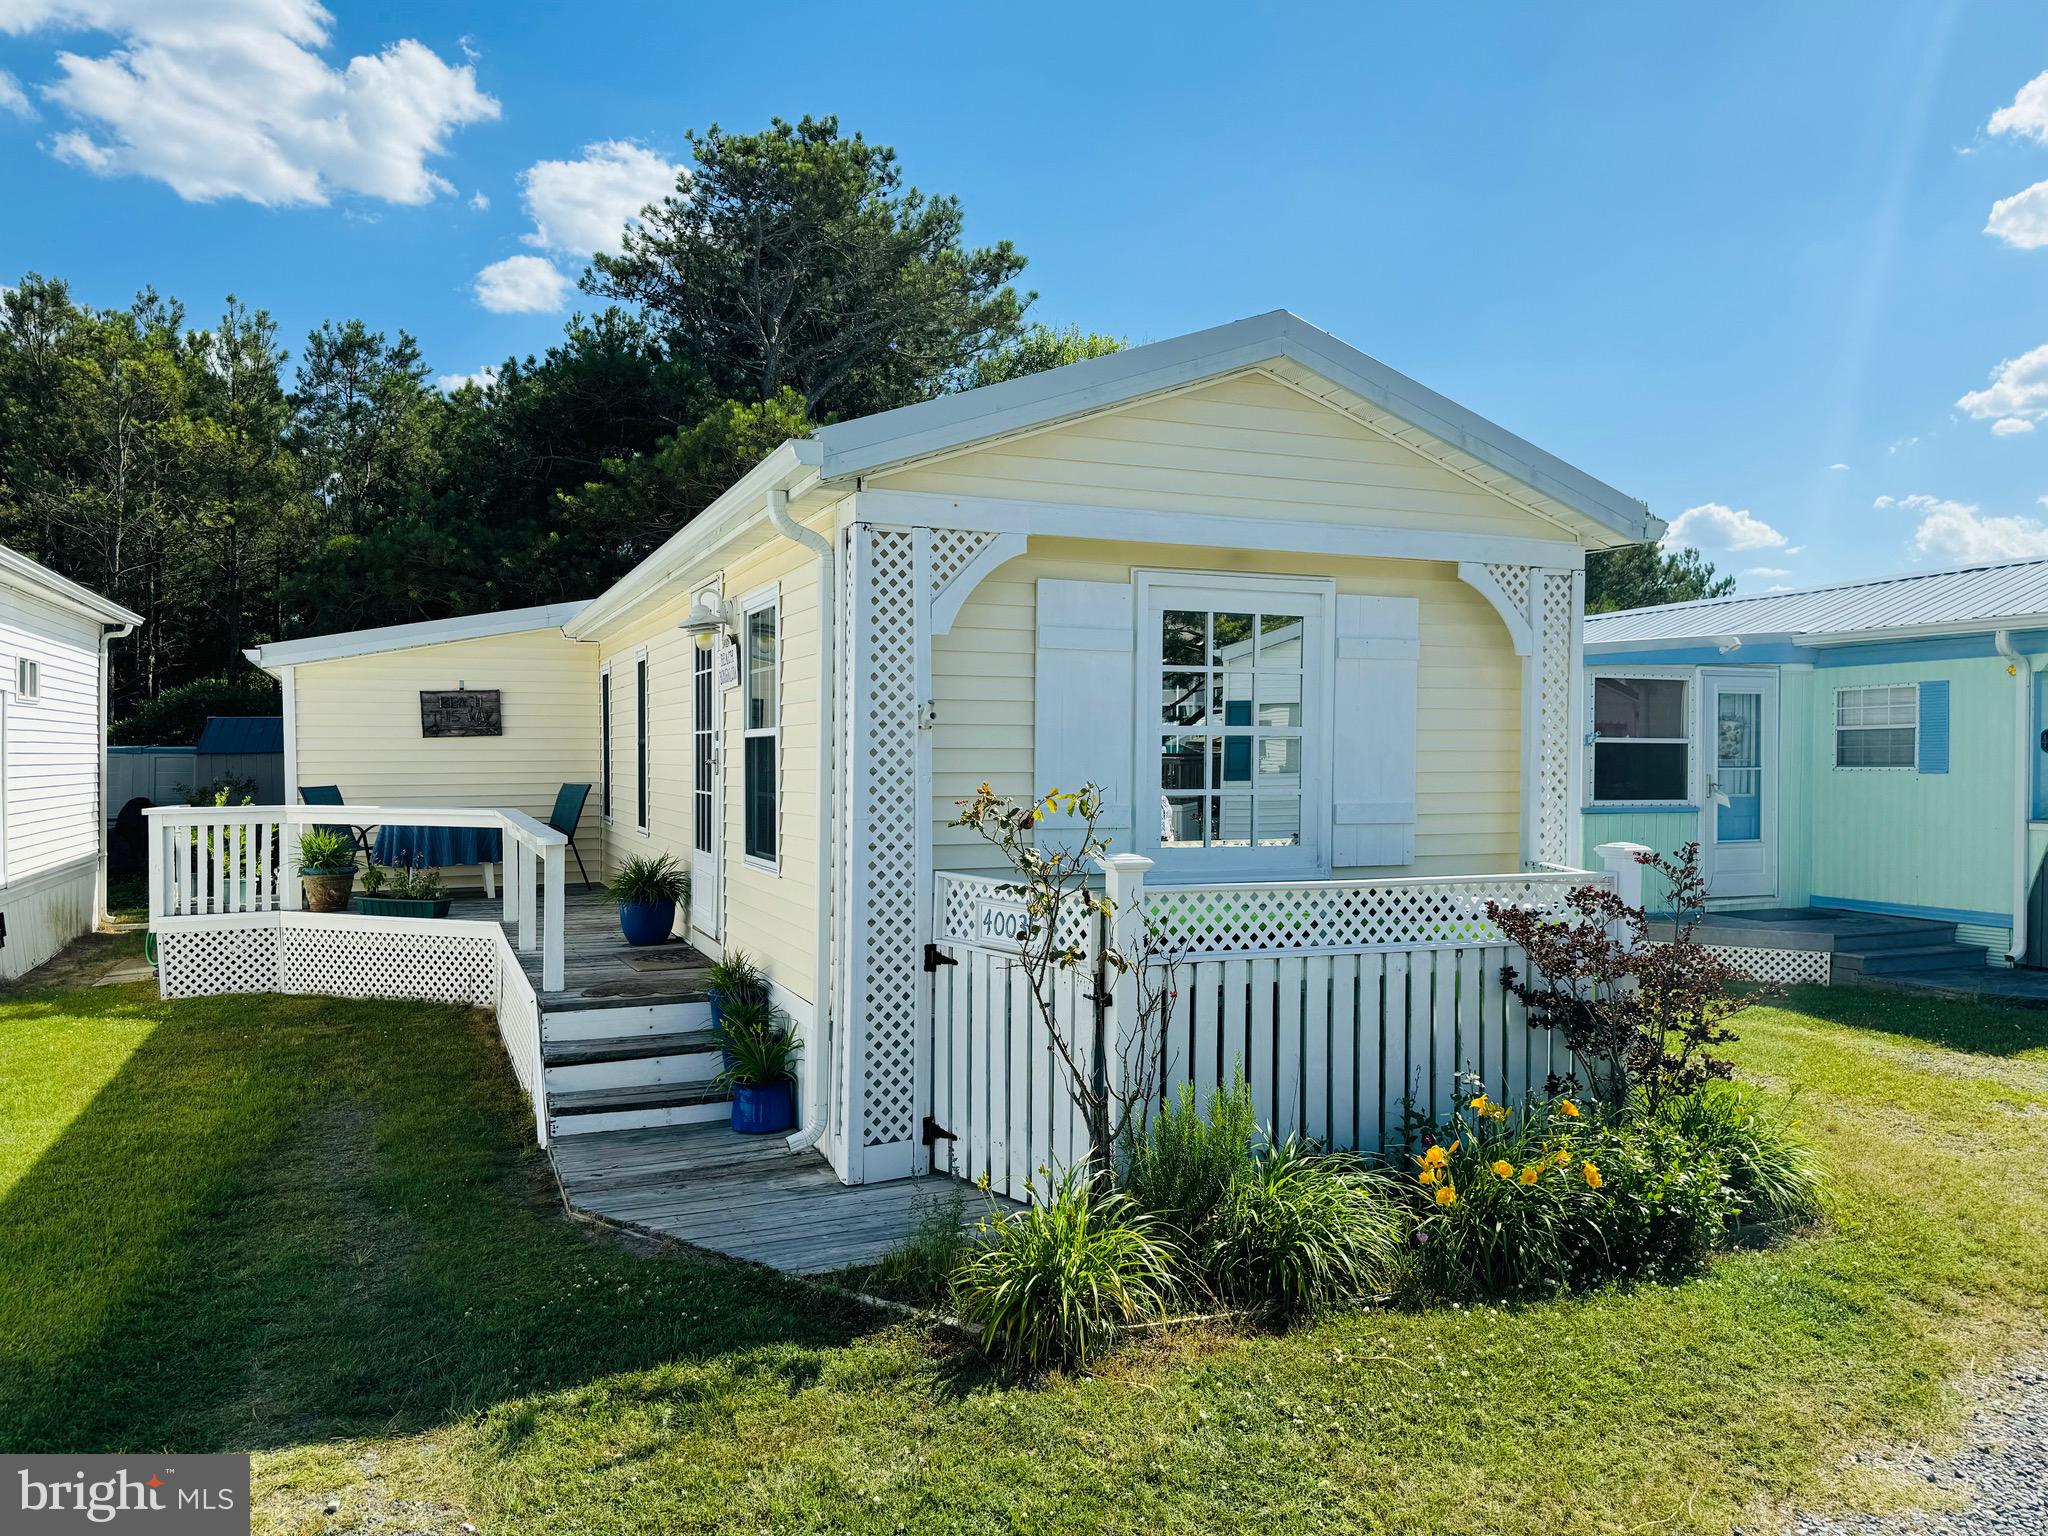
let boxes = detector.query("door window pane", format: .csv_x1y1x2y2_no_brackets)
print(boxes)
1211,612,1256,661
1162,610,1205,666
1257,796,1302,846
1161,736,1206,790
1162,671,1208,725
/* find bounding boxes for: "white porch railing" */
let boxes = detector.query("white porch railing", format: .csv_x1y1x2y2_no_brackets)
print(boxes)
928,863,1613,1201
143,803,569,992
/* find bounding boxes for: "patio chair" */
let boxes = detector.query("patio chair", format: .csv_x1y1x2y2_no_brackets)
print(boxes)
298,785,374,858
550,782,593,891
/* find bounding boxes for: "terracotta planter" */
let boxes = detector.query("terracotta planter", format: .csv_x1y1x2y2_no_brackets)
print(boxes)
302,869,355,913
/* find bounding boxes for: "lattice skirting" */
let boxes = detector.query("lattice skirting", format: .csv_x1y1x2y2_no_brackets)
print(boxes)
1652,941,1832,986
158,916,498,1007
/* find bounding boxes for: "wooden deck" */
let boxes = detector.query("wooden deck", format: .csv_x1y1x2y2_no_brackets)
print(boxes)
449,887,714,1009
551,1123,989,1273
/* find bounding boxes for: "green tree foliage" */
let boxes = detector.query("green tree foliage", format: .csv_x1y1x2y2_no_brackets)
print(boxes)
587,115,1031,419
110,674,282,746
965,323,1125,389
1585,543,1735,613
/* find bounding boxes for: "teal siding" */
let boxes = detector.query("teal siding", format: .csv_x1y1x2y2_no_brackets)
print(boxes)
1803,656,2016,930
1580,809,1703,913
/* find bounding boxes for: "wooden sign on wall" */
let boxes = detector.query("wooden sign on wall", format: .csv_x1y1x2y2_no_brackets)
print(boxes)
420,689,502,737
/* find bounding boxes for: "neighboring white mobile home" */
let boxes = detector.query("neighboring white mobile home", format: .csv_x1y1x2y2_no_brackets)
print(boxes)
0,545,140,978
199,311,1656,1193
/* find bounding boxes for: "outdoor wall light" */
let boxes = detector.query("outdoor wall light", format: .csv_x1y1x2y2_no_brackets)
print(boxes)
680,594,736,651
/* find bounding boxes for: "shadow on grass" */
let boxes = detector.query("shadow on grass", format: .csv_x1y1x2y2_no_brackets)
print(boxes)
1764,981,2048,1058
0,981,889,1454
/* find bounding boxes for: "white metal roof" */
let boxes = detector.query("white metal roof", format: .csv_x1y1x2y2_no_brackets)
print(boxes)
1586,557,2048,645
246,600,590,671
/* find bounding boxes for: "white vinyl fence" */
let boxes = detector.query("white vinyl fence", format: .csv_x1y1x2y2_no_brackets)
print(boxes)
929,862,1615,1202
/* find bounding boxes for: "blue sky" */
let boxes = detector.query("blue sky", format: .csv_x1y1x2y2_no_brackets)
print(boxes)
4,2,2048,591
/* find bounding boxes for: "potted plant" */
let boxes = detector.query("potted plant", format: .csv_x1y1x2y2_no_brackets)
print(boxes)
704,949,769,1031
356,858,452,919
604,852,690,946
715,997,800,1135
298,828,358,913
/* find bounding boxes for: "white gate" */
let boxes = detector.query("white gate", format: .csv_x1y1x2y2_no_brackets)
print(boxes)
927,867,1602,1203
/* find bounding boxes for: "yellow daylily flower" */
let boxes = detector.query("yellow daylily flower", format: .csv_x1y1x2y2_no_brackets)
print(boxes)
1419,1144,1448,1169
1558,1099,1581,1119
1582,1161,1604,1190
1435,1183,1458,1207
1491,1159,1515,1180
1555,1149,1572,1167
1418,1166,1440,1186
1519,1165,1541,1186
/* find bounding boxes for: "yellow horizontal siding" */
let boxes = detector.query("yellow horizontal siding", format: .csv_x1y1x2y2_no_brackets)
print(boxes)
877,371,1567,541
931,536,1522,880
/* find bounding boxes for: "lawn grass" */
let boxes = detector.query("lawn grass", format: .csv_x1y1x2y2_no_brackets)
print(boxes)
2,961,2045,1535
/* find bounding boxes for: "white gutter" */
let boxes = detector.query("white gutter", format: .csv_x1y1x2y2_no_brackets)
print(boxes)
1996,630,2030,966
763,486,840,1155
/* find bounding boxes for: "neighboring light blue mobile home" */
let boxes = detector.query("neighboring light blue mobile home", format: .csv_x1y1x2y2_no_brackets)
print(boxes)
1583,558,2048,970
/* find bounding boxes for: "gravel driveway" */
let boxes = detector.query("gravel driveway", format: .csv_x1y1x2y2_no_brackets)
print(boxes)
1793,1355,2048,1536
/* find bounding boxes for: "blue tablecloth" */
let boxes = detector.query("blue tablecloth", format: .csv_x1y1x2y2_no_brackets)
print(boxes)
371,824,503,869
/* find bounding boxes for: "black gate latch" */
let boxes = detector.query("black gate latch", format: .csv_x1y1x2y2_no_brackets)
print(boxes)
922,1116,958,1150
922,943,957,973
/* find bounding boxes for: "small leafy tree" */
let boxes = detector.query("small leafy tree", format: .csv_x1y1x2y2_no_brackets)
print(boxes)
954,782,1187,1181
1485,842,1767,1112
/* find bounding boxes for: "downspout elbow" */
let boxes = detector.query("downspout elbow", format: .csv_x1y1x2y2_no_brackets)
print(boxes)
766,486,830,559
1997,630,2029,967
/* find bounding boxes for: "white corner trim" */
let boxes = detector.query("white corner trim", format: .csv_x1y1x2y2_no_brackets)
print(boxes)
931,531,1027,636
1456,561,1535,655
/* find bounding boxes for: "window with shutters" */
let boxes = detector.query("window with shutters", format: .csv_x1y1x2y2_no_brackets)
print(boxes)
1835,684,1917,769
1136,574,1329,876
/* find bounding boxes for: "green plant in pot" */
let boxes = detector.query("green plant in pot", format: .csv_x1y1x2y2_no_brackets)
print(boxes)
714,997,799,1135
604,853,690,946
704,949,768,1032
298,828,358,913
356,857,452,919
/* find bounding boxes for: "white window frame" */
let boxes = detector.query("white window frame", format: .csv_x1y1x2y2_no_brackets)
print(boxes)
1833,683,1917,770
739,582,782,875
1132,569,1334,880
15,657,39,703
599,659,613,824
1586,667,1696,808
632,646,651,836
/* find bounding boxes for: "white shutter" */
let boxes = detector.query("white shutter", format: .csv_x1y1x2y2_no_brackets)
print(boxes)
1034,578,1134,849
1332,594,1419,867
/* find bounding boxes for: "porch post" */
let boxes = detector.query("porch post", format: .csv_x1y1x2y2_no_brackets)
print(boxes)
517,841,537,951
541,842,565,994
1595,840,1651,951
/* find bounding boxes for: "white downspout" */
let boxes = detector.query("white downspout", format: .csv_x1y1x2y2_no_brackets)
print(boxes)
96,619,136,926
766,485,839,1153
1996,630,2029,966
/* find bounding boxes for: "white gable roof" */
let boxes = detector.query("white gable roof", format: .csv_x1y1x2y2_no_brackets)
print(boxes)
812,311,1655,546
1587,557,2048,647
0,543,142,629
246,601,590,671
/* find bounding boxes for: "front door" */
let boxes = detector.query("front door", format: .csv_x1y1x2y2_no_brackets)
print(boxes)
1703,672,1776,901
690,585,723,947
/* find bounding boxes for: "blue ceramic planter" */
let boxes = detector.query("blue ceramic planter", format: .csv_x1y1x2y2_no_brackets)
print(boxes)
617,898,675,947
730,1078,795,1135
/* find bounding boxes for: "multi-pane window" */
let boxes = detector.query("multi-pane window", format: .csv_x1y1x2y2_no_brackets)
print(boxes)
599,665,612,820
15,658,37,701
1835,685,1916,768
1157,607,1306,850
692,621,716,855
743,600,778,865
634,654,650,832
1591,676,1689,801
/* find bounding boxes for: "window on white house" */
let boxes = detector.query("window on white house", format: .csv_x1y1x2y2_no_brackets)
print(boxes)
1591,676,1689,801
1156,605,1309,852
634,654,650,832
1835,685,1917,768
15,658,37,701
742,599,778,865
599,665,613,821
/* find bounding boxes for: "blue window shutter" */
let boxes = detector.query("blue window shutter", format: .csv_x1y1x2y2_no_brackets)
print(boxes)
1918,680,1949,774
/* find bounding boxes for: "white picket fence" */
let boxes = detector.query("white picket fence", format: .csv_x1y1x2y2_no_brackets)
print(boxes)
929,862,1615,1201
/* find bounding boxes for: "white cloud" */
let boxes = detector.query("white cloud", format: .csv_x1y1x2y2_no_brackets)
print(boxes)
1660,501,1789,552
0,67,32,119
472,254,567,313
1827,462,1850,471
435,363,498,393
468,189,488,211
3,0,498,205
1957,343,2048,429
518,139,682,256
1987,179,2048,249
1993,416,2037,436
1741,567,1792,578
1990,68,2048,143
1905,495,2048,562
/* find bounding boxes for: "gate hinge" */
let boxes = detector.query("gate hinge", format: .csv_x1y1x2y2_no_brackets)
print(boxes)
922,1115,958,1149
922,942,958,973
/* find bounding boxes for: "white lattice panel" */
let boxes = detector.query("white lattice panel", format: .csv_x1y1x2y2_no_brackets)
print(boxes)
1143,871,1602,958
1484,561,1531,617
853,527,922,1152
280,925,495,1006
1535,571,1575,867
1678,943,1831,986
937,872,1096,953
928,528,999,599
158,923,282,999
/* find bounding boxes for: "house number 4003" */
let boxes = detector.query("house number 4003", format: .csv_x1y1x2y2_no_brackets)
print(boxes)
978,902,1029,944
